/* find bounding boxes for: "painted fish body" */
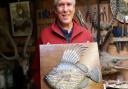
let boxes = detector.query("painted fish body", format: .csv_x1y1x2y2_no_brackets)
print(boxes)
45,44,101,89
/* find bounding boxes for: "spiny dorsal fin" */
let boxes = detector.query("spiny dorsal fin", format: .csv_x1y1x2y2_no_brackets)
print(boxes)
61,44,87,64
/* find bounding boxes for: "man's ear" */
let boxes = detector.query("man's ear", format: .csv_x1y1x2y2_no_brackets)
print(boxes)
54,10,57,14
53,5,57,13
53,9,58,18
54,7,58,15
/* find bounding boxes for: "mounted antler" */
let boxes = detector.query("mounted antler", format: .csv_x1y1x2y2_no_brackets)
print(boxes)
0,22,19,60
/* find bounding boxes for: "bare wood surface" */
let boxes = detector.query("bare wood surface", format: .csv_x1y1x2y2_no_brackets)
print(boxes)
40,43,103,89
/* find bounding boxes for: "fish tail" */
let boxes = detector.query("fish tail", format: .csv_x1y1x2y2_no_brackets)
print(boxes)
88,67,101,83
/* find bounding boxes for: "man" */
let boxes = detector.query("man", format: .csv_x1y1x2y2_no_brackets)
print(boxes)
31,0,93,89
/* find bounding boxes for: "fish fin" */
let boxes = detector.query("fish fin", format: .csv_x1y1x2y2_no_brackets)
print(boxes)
61,44,87,64
76,63,88,73
78,78,89,89
88,67,101,83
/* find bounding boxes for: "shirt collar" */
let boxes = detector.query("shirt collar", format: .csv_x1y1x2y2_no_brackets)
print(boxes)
51,19,84,38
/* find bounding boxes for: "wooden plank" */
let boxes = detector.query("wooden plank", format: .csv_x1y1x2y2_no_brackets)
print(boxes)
40,43,103,89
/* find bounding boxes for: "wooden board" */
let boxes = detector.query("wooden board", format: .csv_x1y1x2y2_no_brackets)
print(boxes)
40,43,104,89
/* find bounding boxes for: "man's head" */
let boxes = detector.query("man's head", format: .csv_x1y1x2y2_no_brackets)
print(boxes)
54,0,76,27
54,0,76,6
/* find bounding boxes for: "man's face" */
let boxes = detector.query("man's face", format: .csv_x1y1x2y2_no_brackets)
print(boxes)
55,0,75,25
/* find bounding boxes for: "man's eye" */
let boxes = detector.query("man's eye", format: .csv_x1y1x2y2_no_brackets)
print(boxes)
58,3,64,7
67,3,72,6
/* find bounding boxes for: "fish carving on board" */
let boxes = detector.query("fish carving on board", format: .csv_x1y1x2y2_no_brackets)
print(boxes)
44,44,101,89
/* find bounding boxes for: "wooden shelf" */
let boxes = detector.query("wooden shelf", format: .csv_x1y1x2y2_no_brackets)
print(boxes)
112,37,128,42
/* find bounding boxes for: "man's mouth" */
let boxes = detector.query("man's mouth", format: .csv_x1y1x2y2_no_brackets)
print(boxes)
62,14,69,18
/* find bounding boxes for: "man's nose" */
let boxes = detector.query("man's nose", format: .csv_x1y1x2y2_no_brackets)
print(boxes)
63,5,68,11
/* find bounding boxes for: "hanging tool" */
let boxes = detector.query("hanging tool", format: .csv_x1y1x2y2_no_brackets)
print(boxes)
85,0,98,41
122,18,127,49
76,9,86,27
123,18,127,36
100,6,107,24
85,0,92,24
123,18,128,49
112,24,122,53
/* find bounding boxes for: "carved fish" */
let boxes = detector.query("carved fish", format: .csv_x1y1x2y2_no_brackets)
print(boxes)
45,44,101,89
100,51,128,68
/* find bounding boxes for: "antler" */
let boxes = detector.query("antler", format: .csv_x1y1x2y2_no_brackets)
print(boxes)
0,24,19,60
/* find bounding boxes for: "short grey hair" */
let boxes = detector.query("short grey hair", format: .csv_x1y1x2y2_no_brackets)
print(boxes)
54,0,76,6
